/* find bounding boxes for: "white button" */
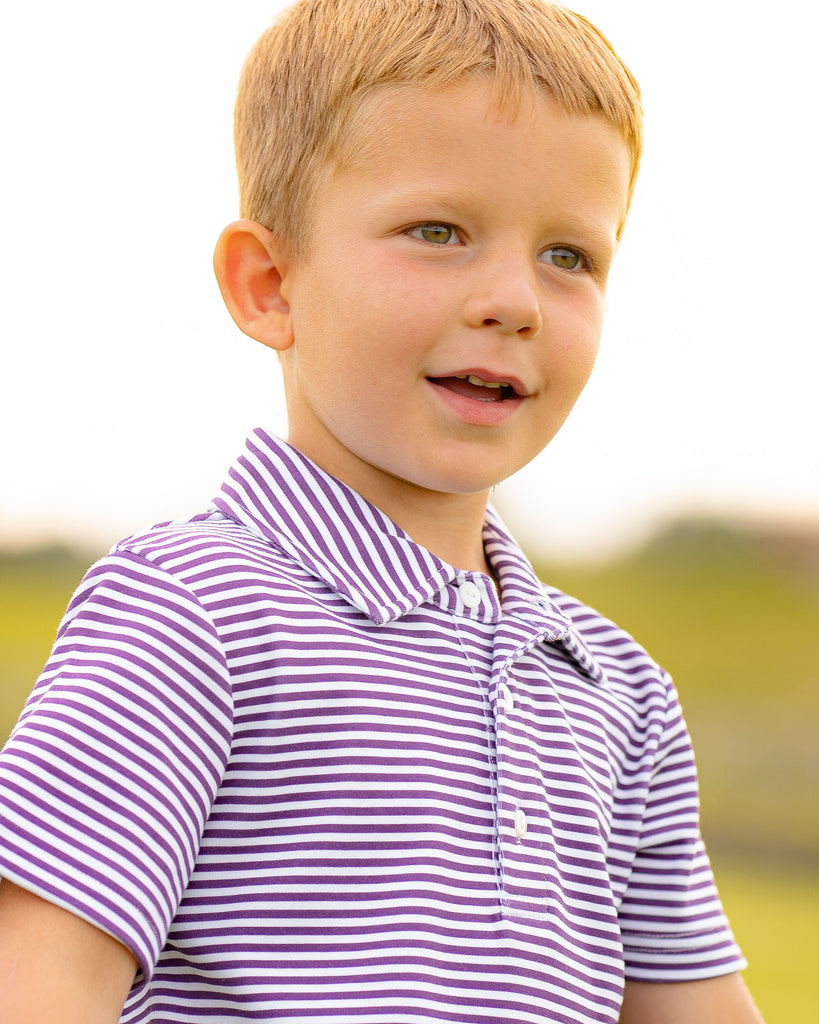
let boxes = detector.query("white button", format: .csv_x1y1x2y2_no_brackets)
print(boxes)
514,807,528,838
500,683,514,715
459,580,481,609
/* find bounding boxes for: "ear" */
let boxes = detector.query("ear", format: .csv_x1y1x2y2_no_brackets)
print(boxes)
213,220,294,351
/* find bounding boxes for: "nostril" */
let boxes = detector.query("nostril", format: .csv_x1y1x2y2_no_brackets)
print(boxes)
481,317,539,338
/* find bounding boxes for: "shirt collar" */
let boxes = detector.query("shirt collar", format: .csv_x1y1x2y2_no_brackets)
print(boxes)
212,429,604,684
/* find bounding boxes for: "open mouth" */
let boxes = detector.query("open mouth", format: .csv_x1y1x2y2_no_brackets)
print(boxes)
426,374,521,403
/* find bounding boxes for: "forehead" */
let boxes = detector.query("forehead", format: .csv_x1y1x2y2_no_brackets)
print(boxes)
335,76,633,179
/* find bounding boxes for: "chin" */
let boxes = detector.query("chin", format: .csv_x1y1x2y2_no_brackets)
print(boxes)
407,468,507,498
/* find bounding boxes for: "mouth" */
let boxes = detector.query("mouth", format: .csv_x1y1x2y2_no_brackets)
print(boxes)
426,373,525,403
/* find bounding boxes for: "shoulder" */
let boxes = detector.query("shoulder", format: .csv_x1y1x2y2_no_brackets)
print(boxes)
76,510,306,609
112,510,284,574
544,583,661,666
64,512,336,661
543,581,678,718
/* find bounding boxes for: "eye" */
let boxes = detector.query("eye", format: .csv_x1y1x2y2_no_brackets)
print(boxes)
540,246,587,271
407,223,460,245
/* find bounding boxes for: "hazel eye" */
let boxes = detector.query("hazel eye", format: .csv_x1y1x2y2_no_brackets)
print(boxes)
541,246,586,271
408,223,459,245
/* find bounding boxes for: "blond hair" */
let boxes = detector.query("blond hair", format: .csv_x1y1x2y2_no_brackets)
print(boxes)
235,0,642,256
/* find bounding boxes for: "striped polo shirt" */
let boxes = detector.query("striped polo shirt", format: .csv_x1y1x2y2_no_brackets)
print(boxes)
0,429,744,1023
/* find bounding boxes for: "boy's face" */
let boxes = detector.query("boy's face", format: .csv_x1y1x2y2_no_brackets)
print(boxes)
276,78,630,512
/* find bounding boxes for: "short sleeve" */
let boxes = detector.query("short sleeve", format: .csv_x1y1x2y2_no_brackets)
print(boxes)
0,551,234,985
618,672,746,980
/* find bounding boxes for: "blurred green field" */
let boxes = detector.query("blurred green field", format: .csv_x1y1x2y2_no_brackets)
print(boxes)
1,520,817,1020
0,545,94,733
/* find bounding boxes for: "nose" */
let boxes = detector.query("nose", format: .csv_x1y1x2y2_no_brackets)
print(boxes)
463,254,543,339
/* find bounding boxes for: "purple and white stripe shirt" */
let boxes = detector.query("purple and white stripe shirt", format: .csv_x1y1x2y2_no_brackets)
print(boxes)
0,429,744,1022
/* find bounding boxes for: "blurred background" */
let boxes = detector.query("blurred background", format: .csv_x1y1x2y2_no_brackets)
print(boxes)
1,2,816,1018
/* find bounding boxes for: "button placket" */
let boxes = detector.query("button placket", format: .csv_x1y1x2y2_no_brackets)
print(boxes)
489,612,559,913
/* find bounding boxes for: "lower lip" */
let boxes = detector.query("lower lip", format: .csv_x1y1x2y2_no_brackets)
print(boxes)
426,379,525,426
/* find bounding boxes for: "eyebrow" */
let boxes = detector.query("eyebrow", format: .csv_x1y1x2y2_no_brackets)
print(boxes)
367,183,475,211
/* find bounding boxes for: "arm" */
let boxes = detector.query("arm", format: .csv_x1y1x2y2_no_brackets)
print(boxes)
0,880,137,1024
619,974,765,1024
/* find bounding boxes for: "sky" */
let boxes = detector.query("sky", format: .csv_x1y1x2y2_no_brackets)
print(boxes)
1,1,816,562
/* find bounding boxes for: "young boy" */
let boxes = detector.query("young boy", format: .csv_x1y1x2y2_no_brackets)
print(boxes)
0,1,763,1021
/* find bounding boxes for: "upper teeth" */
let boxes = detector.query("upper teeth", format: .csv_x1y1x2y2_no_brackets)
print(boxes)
458,374,509,389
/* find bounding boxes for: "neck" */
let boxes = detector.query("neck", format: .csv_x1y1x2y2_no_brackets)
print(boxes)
377,485,492,574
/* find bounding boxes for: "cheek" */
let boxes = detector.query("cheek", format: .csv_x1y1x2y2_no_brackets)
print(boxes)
551,302,603,378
